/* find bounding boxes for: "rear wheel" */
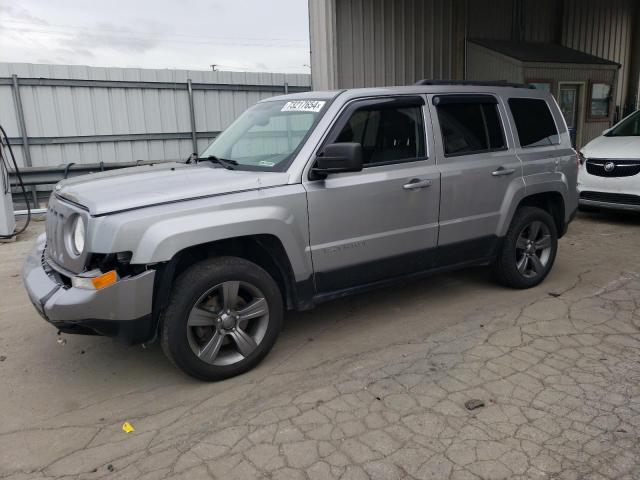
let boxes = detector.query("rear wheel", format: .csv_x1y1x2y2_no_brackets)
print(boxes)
493,207,558,289
161,256,283,381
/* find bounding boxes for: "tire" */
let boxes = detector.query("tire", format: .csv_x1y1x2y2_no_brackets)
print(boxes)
160,256,283,381
493,207,558,289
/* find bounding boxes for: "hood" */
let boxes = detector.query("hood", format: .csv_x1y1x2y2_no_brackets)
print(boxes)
56,162,290,215
581,135,640,160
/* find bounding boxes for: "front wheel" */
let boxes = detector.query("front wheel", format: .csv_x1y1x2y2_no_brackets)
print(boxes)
493,207,558,289
161,257,283,381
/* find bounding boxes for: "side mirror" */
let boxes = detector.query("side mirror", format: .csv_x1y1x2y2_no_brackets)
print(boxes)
312,143,363,176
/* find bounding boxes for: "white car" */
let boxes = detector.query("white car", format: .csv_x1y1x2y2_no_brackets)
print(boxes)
578,110,640,211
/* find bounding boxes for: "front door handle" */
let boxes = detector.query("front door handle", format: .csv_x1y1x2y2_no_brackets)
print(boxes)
491,167,516,177
403,178,432,190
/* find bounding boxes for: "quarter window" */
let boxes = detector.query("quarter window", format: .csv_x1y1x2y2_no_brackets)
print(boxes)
435,98,506,156
508,98,559,148
332,101,426,166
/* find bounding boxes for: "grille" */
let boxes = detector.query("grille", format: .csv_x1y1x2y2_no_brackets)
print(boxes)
41,248,71,289
586,158,640,178
45,202,67,266
580,191,640,206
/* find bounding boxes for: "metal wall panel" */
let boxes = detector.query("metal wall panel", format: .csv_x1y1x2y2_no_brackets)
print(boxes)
561,0,635,113
0,63,311,168
315,0,638,113
626,3,640,111
333,0,465,88
522,0,560,42
309,0,338,90
467,0,515,41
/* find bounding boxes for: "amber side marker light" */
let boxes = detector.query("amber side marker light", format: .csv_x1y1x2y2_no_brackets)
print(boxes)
71,270,119,290
92,270,118,290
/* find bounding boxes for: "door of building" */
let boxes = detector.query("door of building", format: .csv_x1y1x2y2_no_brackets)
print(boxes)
558,83,582,147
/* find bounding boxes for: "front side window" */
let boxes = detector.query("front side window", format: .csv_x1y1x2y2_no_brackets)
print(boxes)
606,110,640,137
508,98,559,148
332,100,426,166
201,99,328,171
435,98,506,156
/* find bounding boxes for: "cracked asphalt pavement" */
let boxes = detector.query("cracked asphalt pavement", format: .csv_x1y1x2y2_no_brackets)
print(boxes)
1,211,639,480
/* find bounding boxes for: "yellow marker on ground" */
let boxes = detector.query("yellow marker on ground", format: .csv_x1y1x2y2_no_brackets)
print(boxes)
122,421,135,433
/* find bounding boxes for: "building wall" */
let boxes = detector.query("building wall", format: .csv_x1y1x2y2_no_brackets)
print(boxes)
466,43,524,84
561,0,635,114
309,0,338,91
523,64,618,146
330,0,466,89
467,42,618,146
626,3,640,111
0,63,310,168
311,0,637,113
468,0,559,43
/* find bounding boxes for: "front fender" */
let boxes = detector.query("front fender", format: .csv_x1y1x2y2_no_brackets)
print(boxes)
89,186,313,282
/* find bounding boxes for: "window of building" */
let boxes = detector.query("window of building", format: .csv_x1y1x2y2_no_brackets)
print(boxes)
589,83,611,118
332,100,426,166
527,81,553,94
435,97,506,156
508,98,559,147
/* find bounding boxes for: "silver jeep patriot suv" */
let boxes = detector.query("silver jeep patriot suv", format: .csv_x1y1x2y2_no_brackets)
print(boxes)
23,82,578,380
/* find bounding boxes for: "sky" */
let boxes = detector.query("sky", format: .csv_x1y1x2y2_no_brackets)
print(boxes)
0,0,311,73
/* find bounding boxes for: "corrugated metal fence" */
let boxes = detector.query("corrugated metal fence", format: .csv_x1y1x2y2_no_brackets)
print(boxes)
0,63,311,169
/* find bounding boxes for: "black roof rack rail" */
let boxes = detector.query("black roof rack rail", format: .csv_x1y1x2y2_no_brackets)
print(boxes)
414,79,535,89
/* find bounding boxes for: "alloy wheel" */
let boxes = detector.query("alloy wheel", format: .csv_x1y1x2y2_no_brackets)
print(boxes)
186,280,269,366
515,220,552,279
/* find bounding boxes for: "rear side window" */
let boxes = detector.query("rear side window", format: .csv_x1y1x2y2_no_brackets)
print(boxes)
508,98,559,147
435,97,506,156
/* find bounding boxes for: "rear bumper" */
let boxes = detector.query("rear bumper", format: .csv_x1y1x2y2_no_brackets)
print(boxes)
22,234,157,343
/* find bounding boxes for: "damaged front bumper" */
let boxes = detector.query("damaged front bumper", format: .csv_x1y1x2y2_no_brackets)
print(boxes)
22,234,157,343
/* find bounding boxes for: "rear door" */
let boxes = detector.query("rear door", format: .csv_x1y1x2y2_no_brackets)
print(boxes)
506,96,577,216
506,96,564,180
304,96,441,292
428,94,522,262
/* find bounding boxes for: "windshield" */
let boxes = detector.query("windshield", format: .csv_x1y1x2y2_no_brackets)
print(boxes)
606,110,640,137
200,99,328,171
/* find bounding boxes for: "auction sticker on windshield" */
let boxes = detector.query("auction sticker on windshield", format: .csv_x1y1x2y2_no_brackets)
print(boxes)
281,100,326,113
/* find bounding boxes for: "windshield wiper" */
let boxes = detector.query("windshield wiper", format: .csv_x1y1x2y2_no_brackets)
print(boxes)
198,155,238,170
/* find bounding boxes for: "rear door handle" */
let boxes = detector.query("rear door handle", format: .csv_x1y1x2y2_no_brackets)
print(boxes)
403,178,432,190
491,167,516,177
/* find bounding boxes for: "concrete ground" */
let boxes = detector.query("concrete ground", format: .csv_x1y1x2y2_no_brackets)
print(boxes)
1,211,639,480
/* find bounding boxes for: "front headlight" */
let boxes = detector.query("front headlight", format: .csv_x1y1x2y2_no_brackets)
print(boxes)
72,216,85,254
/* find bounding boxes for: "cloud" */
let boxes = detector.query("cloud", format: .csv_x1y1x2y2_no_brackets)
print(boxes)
0,5,49,25
62,23,160,54
0,0,310,73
